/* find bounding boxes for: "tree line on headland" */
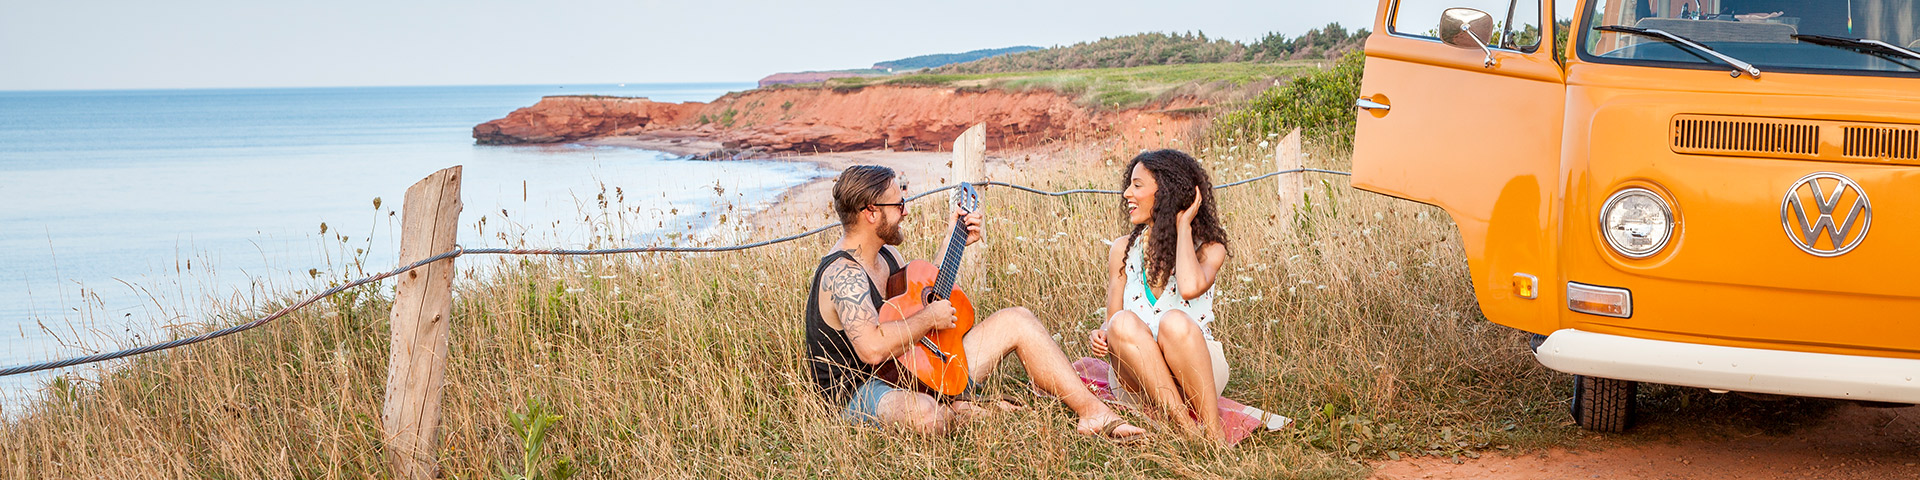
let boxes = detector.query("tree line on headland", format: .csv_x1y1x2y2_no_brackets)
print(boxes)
931,23,1368,74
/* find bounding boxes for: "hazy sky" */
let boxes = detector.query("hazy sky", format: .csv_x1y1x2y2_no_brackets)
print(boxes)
0,1,1376,91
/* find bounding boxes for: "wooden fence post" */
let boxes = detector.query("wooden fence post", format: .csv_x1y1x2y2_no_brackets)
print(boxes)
952,123,987,278
383,166,463,480
1274,128,1305,226
952,123,986,185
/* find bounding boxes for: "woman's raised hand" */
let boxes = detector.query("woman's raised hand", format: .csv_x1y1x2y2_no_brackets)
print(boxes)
1178,186,1203,228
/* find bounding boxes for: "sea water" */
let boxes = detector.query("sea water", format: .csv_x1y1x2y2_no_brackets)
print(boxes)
0,83,825,414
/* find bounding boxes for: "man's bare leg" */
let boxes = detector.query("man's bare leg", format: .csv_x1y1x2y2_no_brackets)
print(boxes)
874,390,954,435
963,307,1145,439
1106,311,1199,435
1156,312,1223,442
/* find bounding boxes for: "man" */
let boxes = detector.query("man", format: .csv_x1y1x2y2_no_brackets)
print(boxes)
803,164,1144,439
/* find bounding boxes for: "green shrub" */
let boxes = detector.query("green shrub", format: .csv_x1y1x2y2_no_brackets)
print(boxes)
1210,51,1364,149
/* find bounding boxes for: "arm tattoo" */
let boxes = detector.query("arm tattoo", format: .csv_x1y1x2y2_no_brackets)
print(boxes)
824,259,879,346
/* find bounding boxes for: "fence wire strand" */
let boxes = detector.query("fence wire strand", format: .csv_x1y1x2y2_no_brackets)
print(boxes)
0,168,1349,377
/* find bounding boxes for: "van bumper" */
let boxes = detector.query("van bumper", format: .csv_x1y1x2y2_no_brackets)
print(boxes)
1534,329,1920,404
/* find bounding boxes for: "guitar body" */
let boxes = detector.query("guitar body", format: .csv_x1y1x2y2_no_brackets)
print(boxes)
879,259,975,397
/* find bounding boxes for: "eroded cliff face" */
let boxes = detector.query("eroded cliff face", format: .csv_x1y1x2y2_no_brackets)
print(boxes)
473,86,1208,153
473,96,703,145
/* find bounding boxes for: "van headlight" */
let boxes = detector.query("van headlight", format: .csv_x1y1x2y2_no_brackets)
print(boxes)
1600,188,1673,258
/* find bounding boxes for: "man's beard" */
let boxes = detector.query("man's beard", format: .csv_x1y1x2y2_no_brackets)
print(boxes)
878,218,904,246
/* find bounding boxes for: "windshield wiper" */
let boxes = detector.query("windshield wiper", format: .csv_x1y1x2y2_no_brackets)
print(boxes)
1792,34,1920,69
1595,25,1763,78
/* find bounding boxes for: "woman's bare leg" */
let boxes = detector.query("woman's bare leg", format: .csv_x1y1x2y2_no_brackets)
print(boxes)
1156,311,1222,442
1106,311,1198,434
964,307,1144,438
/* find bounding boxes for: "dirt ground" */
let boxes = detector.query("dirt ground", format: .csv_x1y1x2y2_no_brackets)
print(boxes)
1371,397,1920,480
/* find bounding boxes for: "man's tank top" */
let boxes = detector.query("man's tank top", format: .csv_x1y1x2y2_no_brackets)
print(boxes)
804,248,901,404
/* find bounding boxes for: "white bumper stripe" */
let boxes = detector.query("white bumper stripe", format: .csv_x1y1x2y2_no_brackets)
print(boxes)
1534,329,1920,403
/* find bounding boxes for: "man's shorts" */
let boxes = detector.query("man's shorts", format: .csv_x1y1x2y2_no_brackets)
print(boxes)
840,377,903,425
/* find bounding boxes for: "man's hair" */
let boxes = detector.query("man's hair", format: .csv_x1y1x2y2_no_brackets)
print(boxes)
833,165,897,226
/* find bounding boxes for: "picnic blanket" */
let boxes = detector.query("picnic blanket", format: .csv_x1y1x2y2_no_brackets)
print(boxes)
1071,357,1292,446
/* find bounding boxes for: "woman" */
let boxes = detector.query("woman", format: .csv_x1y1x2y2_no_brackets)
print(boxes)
1087,149,1232,442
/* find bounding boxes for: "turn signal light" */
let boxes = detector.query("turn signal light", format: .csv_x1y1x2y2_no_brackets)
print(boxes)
1512,273,1538,299
1567,282,1632,318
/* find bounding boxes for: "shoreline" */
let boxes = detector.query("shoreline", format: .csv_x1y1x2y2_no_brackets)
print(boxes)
586,133,1109,236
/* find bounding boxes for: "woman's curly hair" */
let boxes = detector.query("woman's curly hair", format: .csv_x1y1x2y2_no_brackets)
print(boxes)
1120,149,1230,290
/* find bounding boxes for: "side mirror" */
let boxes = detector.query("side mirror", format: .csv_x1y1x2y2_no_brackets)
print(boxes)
1439,7,1497,67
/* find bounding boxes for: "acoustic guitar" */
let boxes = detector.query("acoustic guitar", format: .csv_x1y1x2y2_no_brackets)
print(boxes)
878,182,980,397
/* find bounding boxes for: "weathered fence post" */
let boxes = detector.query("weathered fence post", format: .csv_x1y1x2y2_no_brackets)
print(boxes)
952,123,987,277
952,123,987,185
383,166,463,480
1274,128,1305,222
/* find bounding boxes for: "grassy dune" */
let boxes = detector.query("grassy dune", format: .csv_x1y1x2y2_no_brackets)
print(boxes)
0,136,1578,478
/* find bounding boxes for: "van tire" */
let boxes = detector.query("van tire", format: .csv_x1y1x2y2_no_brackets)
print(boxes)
1572,375,1635,433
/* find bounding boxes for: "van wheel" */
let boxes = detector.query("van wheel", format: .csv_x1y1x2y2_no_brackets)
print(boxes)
1571,375,1636,433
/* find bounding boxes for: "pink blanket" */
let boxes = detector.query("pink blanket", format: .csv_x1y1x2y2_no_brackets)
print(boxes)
1072,357,1267,446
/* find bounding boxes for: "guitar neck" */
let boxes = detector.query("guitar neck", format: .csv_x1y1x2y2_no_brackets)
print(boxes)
932,218,968,298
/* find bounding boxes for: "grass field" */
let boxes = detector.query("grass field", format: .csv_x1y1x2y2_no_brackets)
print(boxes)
0,133,1585,478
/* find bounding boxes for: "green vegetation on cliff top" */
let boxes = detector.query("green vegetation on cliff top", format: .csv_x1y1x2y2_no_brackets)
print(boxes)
805,60,1334,110
932,26,1367,75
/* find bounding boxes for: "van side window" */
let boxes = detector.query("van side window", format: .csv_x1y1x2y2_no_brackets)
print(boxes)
1392,0,1547,52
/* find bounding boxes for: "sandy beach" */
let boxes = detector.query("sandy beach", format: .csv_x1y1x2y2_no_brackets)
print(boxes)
588,133,1121,235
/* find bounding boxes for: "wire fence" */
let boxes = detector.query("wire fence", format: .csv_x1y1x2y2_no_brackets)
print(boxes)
0,168,1350,378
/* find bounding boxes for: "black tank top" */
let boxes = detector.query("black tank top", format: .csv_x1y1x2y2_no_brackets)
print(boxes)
804,248,900,404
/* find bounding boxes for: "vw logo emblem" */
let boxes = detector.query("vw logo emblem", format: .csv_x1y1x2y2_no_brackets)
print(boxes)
1780,172,1871,257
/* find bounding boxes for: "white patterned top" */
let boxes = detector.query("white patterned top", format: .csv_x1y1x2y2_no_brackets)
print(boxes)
1120,238,1215,340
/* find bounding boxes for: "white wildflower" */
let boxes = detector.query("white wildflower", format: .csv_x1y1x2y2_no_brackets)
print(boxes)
1006,263,1021,274
1248,296,1263,302
1315,285,1328,290
1237,275,1254,283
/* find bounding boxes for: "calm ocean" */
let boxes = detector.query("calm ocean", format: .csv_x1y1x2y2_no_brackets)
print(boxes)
0,83,825,414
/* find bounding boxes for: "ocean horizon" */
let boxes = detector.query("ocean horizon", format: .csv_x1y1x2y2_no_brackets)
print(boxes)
0,82,826,414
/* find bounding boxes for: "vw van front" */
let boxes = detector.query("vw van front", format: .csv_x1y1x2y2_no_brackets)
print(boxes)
1353,0,1920,432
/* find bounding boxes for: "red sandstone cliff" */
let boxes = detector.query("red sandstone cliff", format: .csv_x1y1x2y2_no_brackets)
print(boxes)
473,86,1208,153
473,96,704,145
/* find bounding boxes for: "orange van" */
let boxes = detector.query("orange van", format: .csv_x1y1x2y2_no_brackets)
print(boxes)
1353,0,1919,431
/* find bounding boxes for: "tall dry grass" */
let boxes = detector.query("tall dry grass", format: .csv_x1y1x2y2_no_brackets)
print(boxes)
1,139,1575,479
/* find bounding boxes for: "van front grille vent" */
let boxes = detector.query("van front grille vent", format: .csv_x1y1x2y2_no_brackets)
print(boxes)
1843,126,1920,161
1672,117,1820,157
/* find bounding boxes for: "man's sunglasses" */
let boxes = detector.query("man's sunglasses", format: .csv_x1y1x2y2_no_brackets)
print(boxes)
867,182,909,211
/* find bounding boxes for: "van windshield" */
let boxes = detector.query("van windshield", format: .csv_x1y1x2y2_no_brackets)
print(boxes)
1581,0,1920,74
